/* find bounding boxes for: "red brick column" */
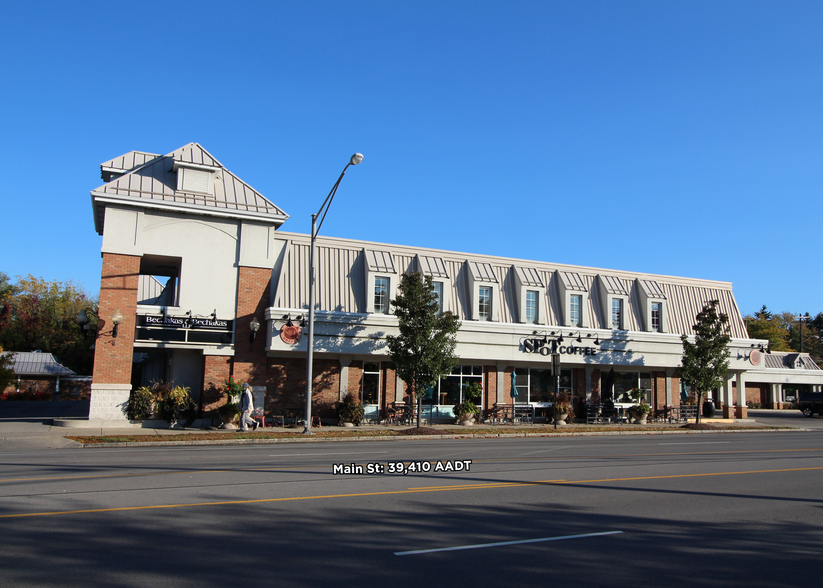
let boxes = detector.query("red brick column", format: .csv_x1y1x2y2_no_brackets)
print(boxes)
92,253,140,384
232,267,271,385
201,355,232,415
484,365,497,410
90,253,140,421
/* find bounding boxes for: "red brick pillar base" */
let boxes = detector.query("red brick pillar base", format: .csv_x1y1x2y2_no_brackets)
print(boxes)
90,253,140,421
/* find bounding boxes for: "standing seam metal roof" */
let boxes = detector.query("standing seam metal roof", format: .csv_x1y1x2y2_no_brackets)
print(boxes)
1,352,76,376
92,143,289,234
270,233,748,338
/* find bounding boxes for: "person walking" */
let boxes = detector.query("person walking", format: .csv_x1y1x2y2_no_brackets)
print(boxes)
239,382,258,431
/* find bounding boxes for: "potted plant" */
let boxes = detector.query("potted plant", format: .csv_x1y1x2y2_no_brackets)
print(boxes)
215,377,243,428
335,392,365,427
628,401,651,424
453,382,482,425
625,388,651,423
552,394,571,425
155,385,196,428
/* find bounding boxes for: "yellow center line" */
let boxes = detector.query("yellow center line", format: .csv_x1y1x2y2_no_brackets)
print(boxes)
2,466,822,519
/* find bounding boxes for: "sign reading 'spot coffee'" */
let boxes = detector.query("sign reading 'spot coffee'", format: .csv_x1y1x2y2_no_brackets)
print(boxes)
522,337,598,356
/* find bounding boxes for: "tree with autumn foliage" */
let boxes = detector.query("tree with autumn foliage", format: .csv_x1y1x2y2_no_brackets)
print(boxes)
0,274,97,375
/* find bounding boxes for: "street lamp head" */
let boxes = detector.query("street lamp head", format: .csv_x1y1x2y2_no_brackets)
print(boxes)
350,153,364,166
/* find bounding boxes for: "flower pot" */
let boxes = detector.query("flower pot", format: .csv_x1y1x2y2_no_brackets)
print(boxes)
635,414,648,425
340,421,354,428
554,412,568,425
459,419,474,426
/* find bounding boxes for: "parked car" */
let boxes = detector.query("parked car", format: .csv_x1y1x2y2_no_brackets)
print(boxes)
798,390,823,417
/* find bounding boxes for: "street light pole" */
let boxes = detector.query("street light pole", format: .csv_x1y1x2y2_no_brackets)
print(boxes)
303,153,364,434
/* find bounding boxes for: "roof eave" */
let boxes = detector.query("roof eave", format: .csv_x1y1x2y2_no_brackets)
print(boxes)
91,191,290,235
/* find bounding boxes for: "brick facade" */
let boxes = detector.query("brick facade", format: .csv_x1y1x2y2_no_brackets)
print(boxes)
232,266,271,386
266,357,341,419
92,253,141,385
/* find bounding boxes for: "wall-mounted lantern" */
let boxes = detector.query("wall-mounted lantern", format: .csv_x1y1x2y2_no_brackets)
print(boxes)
111,309,124,338
250,317,260,343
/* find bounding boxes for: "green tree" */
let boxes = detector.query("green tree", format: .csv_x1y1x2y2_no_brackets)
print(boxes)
745,307,823,364
745,306,792,352
387,272,461,428
680,300,731,424
0,274,97,374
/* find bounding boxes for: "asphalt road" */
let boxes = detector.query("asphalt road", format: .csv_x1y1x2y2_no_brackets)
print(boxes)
1,431,822,588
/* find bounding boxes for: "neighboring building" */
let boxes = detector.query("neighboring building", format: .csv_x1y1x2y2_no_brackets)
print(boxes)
1,351,91,400
741,352,823,408
86,143,812,424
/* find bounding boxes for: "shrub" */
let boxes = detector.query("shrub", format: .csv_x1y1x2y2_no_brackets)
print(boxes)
335,392,365,425
157,385,195,425
127,385,154,420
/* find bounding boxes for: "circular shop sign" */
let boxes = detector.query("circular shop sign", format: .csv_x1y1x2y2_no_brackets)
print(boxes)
749,350,761,366
280,325,303,345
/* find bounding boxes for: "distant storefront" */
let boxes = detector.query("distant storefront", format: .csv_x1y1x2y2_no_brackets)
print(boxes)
1,351,91,400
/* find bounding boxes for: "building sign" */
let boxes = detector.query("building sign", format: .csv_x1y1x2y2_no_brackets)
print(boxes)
280,325,303,344
136,314,233,345
521,337,599,357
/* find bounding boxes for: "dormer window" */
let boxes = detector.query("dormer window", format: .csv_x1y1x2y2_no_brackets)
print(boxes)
611,298,624,329
173,161,217,195
416,255,450,315
597,274,629,331
432,281,444,314
525,290,538,324
557,271,589,328
365,249,398,314
514,266,545,325
374,277,389,314
637,279,667,333
467,261,499,322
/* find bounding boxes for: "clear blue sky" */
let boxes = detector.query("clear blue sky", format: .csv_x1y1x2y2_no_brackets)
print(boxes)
1,1,821,318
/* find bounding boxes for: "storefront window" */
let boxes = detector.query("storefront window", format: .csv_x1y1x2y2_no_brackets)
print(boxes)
423,365,483,406
610,372,652,403
514,368,573,404
362,362,381,405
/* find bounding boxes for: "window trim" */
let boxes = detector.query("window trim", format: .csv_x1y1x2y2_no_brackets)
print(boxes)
525,290,539,324
373,276,390,314
611,297,624,330
478,285,493,321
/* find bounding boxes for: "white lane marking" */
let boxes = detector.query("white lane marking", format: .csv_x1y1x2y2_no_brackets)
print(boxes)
268,451,390,457
394,530,623,556
658,442,730,445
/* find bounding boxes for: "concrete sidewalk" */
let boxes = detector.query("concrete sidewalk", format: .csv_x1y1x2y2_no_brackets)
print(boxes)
0,401,789,450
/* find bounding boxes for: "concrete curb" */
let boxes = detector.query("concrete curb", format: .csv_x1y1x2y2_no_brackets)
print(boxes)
73,426,806,448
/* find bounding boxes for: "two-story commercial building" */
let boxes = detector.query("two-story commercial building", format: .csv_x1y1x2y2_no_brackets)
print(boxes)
86,143,813,425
